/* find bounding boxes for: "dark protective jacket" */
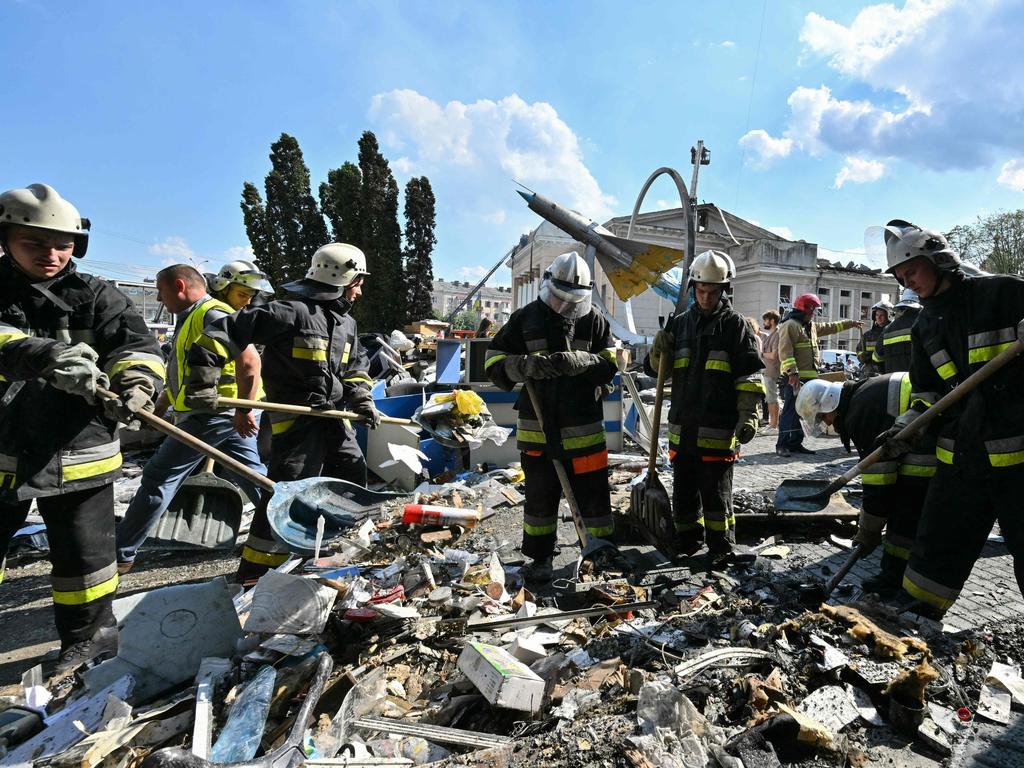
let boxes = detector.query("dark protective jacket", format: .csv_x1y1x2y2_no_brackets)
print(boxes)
0,257,165,500
908,271,1024,476
874,309,919,373
858,323,885,365
647,297,764,460
189,295,371,421
484,299,617,463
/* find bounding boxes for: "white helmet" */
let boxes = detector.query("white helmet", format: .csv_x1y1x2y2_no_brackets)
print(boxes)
883,219,959,280
0,183,90,257
796,379,844,425
895,287,921,309
209,260,274,295
870,299,894,320
540,252,593,319
305,243,369,287
689,250,735,285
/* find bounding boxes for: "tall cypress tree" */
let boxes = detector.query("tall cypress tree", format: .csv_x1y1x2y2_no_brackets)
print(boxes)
240,133,328,291
403,177,437,321
319,162,363,246
357,132,405,331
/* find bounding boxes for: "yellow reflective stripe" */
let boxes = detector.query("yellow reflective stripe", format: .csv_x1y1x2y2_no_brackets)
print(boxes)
271,418,296,435
936,445,954,464
484,353,506,369
517,429,545,444
902,572,956,611
781,357,797,369
62,453,122,482
52,573,119,605
969,342,1014,365
899,464,936,477
523,521,557,536
292,347,328,361
587,525,614,537
562,432,605,450
697,436,737,450
241,545,290,567
674,357,690,369
705,359,732,373
936,361,957,380
109,358,166,381
862,471,897,485
675,519,704,532
0,330,30,346
884,541,911,561
884,334,912,346
990,449,1024,467
911,398,933,409
195,333,231,360
798,369,818,379
342,372,373,383
599,348,616,364
341,341,351,364
705,516,736,531
872,349,884,363
735,381,767,394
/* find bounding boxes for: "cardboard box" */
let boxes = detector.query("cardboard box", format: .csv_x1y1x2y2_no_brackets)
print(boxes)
458,641,546,712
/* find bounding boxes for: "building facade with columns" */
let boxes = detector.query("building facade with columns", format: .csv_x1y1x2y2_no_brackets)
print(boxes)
507,205,898,350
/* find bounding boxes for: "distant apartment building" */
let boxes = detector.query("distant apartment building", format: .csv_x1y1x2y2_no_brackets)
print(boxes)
430,279,513,323
507,204,898,351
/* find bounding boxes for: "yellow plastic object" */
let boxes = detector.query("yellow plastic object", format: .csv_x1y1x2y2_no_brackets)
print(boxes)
454,389,484,416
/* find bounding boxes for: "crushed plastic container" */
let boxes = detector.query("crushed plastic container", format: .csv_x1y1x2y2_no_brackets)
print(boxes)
209,664,277,762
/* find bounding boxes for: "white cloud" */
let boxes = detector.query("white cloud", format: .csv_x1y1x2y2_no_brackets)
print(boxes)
720,40,736,48
149,236,196,266
997,158,1024,190
834,156,886,188
369,90,616,226
655,198,681,210
743,1,1024,172
738,129,793,167
767,226,794,240
481,209,507,225
221,244,256,262
453,264,510,286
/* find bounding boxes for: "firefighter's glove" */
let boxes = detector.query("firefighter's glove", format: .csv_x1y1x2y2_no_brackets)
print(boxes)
504,354,559,382
549,350,600,377
853,510,886,550
104,369,157,423
735,411,758,444
43,343,109,405
872,409,921,459
650,329,674,369
184,366,221,411
348,388,381,429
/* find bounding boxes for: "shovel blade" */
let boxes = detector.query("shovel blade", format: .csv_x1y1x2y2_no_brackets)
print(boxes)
773,479,836,513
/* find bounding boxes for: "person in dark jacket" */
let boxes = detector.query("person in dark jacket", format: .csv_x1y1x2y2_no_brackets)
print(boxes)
187,243,380,581
796,374,934,594
485,252,618,582
874,288,921,374
875,219,1024,618
0,183,165,671
857,300,893,376
646,251,764,562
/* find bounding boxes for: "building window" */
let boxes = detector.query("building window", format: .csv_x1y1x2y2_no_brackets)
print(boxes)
779,284,793,309
861,291,872,300
839,304,850,319
840,290,851,298
836,340,848,350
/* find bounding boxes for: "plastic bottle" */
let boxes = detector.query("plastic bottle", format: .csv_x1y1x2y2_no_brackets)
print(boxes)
209,664,277,762
402,504,481,527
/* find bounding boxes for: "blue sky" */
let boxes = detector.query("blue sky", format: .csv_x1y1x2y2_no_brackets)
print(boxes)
3,0,1022,284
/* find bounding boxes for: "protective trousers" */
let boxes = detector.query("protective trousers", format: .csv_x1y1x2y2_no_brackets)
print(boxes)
903,463,1024,614
521,451,612,561
240,415,367,577
876,479,927,584
671,452,735,555
777,382,805,450
0,484,117,648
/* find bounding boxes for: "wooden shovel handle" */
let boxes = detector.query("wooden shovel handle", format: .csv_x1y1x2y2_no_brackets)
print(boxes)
648,352,670,476
218,396,415,426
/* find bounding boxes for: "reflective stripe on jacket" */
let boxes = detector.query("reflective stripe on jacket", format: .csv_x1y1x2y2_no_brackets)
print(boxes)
777,312,852,381
169,297,240,412
875,309,918,374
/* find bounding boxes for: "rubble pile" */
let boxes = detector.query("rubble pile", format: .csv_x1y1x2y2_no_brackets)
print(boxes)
2,467,1023,768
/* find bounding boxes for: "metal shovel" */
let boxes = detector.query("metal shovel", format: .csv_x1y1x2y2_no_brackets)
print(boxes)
629,353,674,551
774,338,1024,512
523,380,617,575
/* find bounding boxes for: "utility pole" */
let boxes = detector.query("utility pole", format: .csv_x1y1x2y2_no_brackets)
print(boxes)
676,139,711,313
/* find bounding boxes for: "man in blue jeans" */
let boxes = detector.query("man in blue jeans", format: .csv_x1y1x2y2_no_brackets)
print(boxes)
115,264,269,573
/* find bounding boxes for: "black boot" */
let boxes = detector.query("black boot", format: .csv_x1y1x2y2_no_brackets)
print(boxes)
522,556,553,583
56,625,118,674
861,570,902,598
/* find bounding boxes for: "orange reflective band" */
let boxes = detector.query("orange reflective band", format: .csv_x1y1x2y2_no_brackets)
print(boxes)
572,449,609,474
524,449,543,457
668,448,678,462
701,453,737,463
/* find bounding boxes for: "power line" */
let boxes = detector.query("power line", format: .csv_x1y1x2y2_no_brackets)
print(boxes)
734,0,769,210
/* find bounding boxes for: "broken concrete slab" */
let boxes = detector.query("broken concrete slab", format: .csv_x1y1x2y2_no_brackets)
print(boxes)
243,570,338,635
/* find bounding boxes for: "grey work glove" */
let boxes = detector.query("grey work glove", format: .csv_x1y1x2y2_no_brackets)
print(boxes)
104,369,157,423
184,366,221,411
735,410,758,444
650,329,674,369
348,388,381,429
549,350,601,377
43,343,109,404
504,354,559,382
872,409,921,459
853,510,886,550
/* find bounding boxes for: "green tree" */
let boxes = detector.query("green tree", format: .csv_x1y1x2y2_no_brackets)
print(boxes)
240,133,328,291
450,309,478,330
319,162,363,246
403,177,437,321
947,210,1024,275
357,131,405,331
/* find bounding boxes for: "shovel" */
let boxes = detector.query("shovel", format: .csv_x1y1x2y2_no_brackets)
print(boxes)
523,379,617,575
798,543,871,604
629,353,674,551
217,396,415,426
97,388,381,547
145,457,245,552
774,338,1024,512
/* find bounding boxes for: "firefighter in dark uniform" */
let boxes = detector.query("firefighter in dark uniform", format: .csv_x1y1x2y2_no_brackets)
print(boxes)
646,251,764,562
873,288,920,374
485,252,618,582
875,220,1024,618
857,300,893,376
0,184,165,671
186,243,380,580
796,374,935,594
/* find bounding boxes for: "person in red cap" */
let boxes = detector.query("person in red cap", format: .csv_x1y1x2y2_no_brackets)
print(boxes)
775,293,861,456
